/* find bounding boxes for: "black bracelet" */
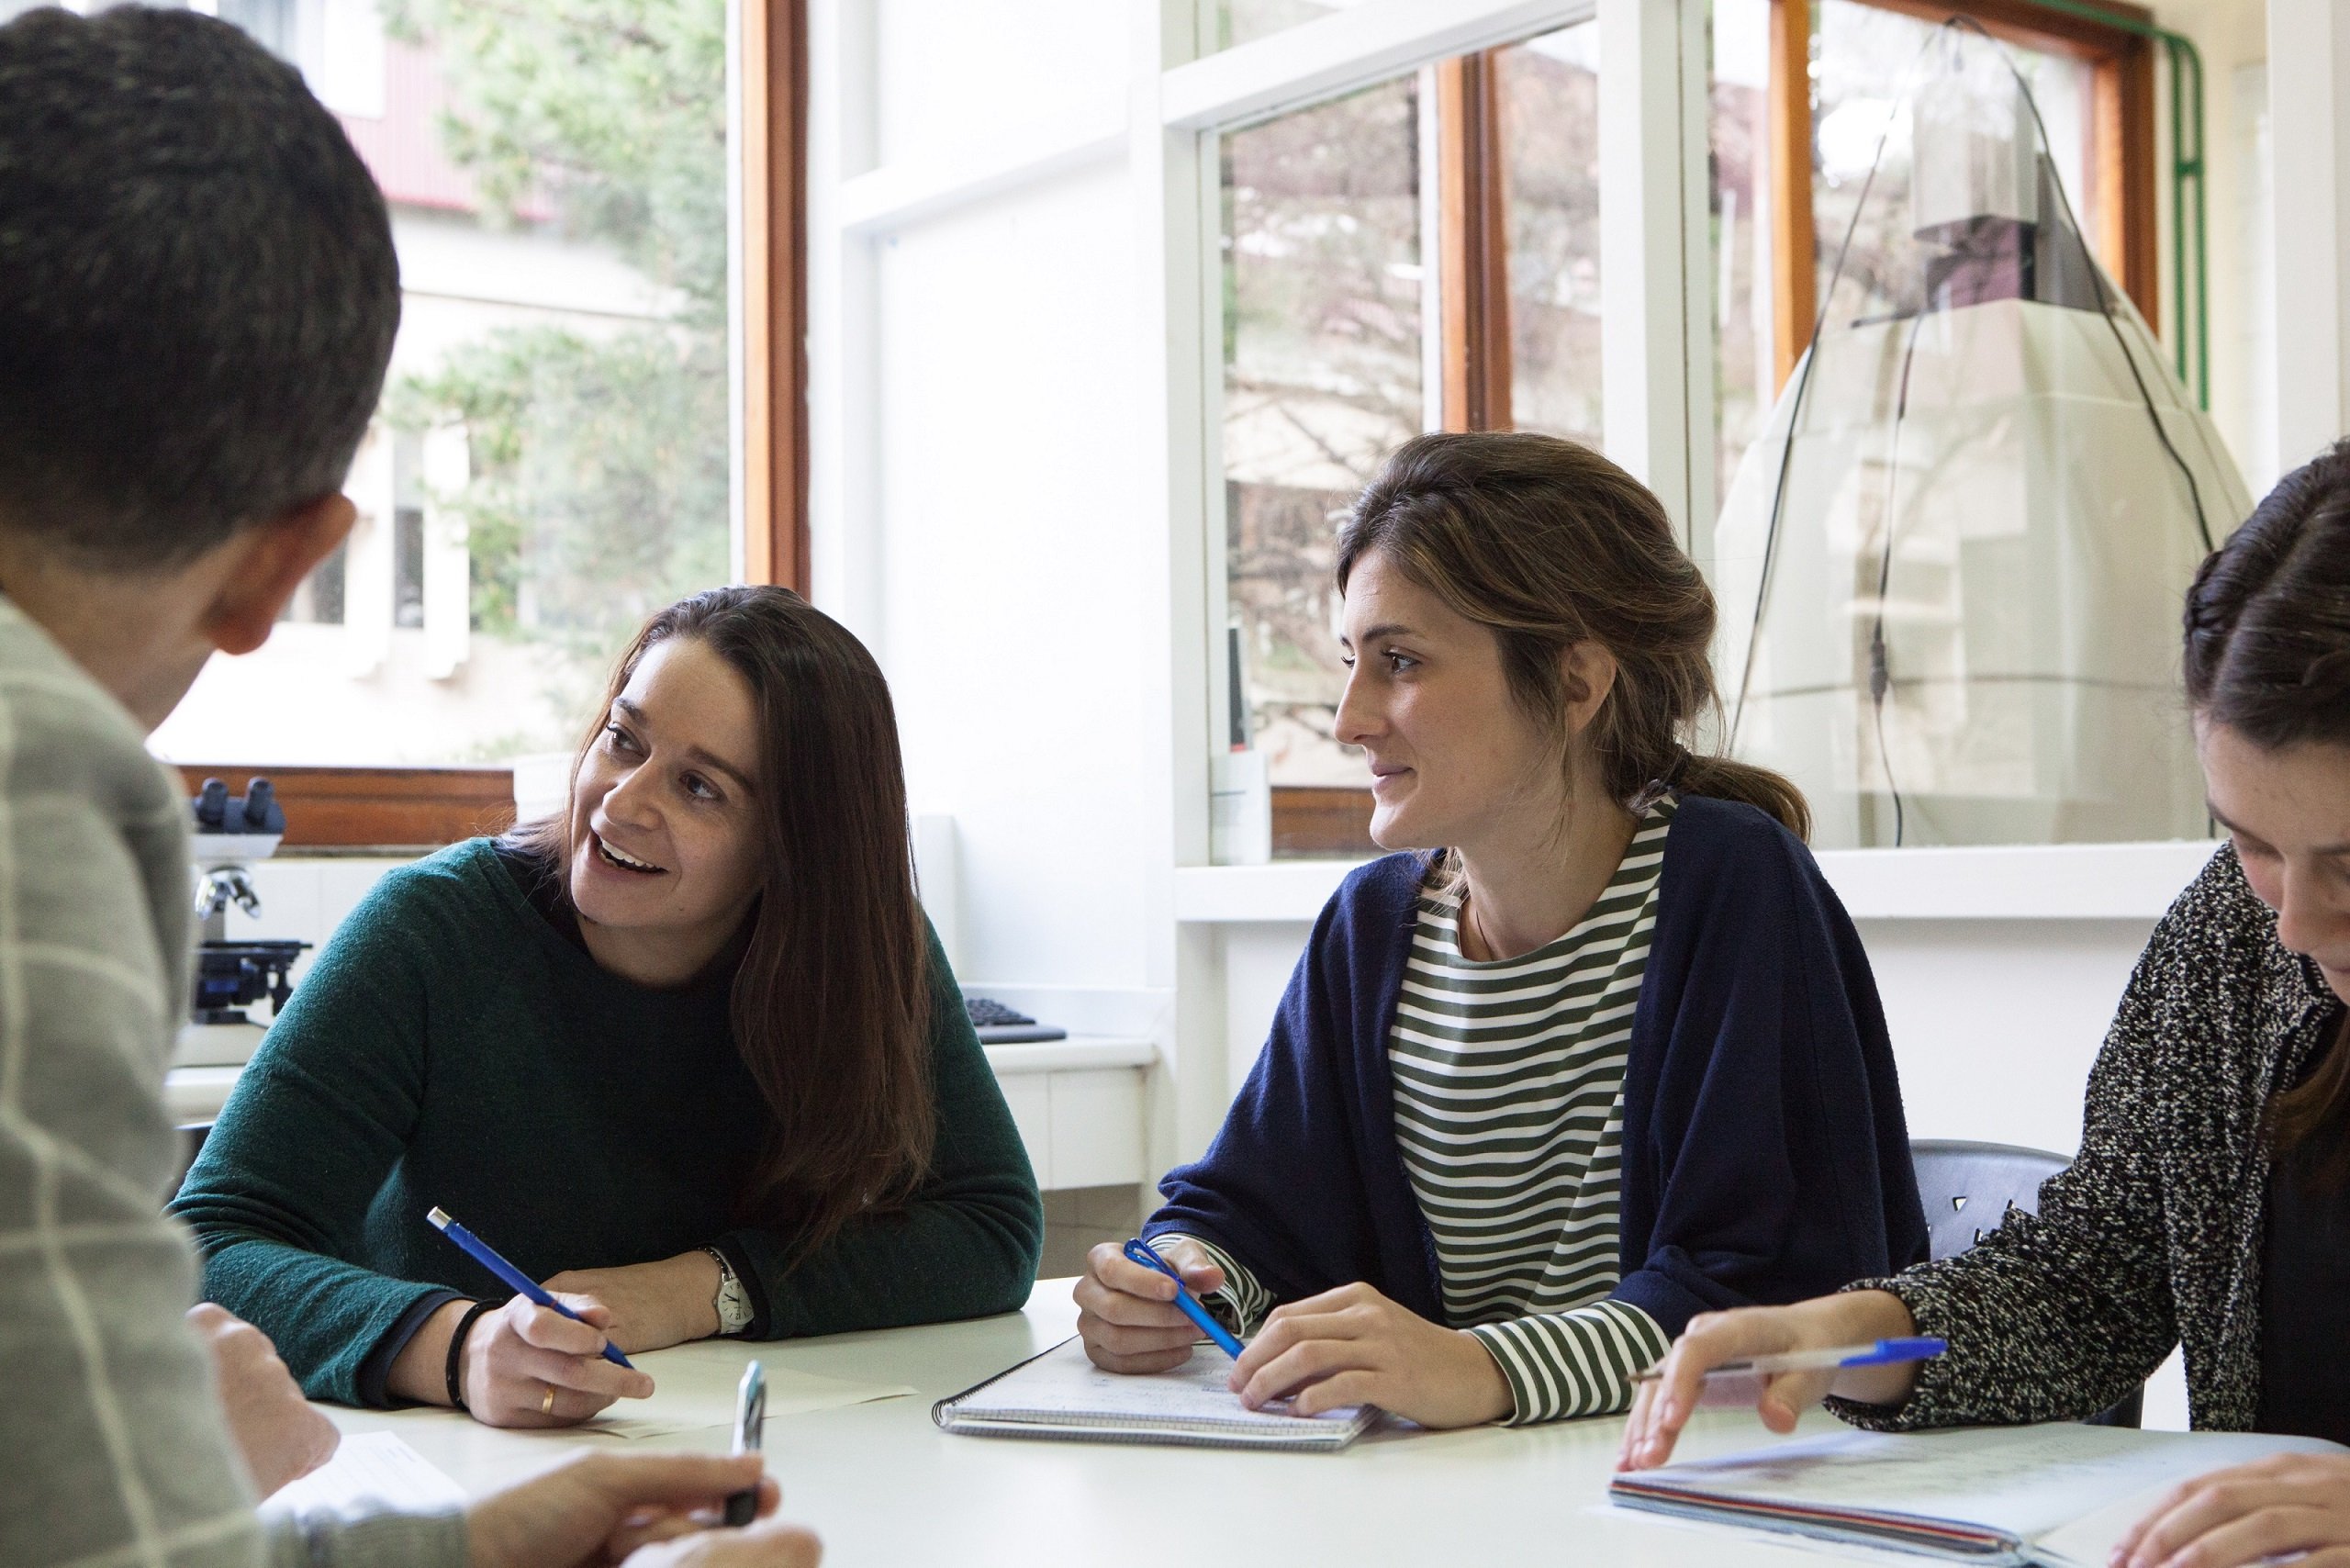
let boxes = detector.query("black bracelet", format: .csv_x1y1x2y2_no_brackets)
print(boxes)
445,1299,495,1411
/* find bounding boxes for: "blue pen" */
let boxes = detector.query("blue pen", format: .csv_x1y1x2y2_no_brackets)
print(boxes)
428,1205,634,1370
1123,1238,1245,1360
1633,1337,1947,1384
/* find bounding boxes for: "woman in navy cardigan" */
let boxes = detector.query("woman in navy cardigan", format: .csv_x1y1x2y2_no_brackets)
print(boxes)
1077,431,1927,1428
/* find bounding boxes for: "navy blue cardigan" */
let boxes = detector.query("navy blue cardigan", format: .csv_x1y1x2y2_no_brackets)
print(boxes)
1145,795,1929,1340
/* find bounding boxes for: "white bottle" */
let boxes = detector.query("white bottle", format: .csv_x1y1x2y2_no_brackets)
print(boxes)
1210,746,1272,867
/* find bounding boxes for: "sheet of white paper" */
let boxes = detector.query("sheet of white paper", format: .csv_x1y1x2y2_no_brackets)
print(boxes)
953,1336,1365,1431
1624,1427,2344,1545
582,1341,913,1441
262,1432,466,1518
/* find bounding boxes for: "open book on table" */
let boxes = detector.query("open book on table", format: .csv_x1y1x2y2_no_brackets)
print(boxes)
934,1335,1381,1452
1609,1424,2345,1565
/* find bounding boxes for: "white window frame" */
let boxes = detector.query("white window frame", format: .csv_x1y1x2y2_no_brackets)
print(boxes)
1136,0,1718,868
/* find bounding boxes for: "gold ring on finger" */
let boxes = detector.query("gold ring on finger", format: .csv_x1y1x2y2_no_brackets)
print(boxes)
541,1383,556,1417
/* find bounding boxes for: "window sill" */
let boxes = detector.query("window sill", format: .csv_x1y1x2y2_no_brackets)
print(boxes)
1171,839,2225,924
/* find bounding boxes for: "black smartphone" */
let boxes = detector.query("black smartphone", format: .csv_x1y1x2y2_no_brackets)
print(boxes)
724,1360,765,1527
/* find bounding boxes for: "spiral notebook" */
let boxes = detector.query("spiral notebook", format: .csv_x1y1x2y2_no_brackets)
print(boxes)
933,1335,1381,1452
1609,1425,2346,1565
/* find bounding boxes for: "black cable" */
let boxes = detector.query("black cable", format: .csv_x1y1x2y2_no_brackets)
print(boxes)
1953,15,2216,554
1866,307,1929,846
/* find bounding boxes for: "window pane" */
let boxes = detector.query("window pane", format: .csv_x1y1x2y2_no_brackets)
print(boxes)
1709,0,1774,521
1214,0,1363,51
147,0,733,768
1497,22,1604,450
1221,76,1425,791
1812,1,2096,321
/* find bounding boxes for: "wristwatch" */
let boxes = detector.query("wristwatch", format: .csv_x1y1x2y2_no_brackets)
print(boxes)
702,1246,753,1336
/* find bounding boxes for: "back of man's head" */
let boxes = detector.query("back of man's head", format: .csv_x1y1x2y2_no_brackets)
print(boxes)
0,6,399,573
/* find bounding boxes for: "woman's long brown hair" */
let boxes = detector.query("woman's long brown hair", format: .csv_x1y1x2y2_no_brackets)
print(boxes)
2182,438,2350,1184
1337,431,1811,840
510,586,934,1254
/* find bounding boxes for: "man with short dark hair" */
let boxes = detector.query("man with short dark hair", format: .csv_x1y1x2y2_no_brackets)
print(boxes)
0,10,818,1567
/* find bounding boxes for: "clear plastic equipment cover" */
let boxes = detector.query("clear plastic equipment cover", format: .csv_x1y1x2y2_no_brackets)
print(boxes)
1711,21,2249,849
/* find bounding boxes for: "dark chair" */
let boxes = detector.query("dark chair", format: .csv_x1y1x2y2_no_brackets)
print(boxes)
1908,1137,2143,1429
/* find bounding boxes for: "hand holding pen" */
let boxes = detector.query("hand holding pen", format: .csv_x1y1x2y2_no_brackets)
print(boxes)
424,1206,655,1428
1619,1290,1935,1473
1073,1236,1242,1374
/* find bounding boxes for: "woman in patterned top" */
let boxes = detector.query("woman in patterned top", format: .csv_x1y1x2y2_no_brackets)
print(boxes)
1074,431,1930,1428
1624,442,2350,1567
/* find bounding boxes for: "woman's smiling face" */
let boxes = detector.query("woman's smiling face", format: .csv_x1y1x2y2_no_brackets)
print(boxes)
566,635,767,969
2199,720,2350,1006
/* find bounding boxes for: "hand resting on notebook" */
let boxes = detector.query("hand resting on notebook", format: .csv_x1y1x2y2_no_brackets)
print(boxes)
1226,1282,1510,1428
2108,1449,2350,1568
1076,1240,1512,1428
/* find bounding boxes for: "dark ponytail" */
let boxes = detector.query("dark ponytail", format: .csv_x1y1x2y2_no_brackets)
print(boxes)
2184,438,2350,1182
1337,431,1810,840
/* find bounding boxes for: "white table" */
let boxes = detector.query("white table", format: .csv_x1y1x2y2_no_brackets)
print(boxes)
320,1279,1845,1568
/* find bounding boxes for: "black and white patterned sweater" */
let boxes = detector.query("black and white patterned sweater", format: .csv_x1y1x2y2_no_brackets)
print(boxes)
1835,845,2345,1433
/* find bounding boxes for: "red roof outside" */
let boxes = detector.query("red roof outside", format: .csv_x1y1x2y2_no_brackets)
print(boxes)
336,40,551,221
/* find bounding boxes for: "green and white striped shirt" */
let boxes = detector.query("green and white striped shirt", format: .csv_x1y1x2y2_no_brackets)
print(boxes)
1178,798,1675,1425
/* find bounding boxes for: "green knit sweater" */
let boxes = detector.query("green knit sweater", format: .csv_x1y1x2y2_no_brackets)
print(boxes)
173,837,1043,1406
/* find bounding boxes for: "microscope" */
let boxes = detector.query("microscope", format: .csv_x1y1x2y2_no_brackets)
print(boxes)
189,777,309,1025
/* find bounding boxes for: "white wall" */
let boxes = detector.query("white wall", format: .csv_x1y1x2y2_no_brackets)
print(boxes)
872,168,1145,993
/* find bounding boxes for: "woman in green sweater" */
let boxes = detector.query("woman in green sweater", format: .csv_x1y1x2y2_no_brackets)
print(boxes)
174,586,1044,1427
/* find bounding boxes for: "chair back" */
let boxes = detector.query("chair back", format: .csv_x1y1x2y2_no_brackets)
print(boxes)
1908,1137,2142,1428
1910,1138,2069,1260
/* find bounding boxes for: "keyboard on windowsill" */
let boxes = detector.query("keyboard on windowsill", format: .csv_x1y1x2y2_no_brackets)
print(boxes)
963,995,1068,1045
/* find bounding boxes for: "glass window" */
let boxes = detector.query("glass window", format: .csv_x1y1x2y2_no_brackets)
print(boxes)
1708,0,1774,521
1214,0,1362,52
1497,22,1605,451
1220,74,1427,790
146,0,734,768
1811,1,2095,319
1707,1,2100,531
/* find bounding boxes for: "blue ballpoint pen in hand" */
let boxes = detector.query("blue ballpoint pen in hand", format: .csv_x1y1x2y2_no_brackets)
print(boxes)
427,1205,636,1370
1123,1238,1245,1360
1633,1337,1946,1409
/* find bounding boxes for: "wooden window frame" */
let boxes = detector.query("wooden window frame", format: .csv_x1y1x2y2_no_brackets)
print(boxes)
187,2,810,852
1269,0,2160,858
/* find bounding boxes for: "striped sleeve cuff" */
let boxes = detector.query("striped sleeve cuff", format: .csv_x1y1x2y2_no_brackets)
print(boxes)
1468,1298,1671,1425
1149,1231,1276,1337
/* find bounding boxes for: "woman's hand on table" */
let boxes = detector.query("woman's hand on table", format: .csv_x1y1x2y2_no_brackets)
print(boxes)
465,1451,820,1568
185,1303,340,1496
1075,1238,1227,1373
545,1251,723,1354
1617,1291,1919,1472
1226,1282,1511,1429
2110,1450,2350,1568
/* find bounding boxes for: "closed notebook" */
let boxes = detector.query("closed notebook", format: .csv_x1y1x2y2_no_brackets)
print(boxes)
1609,1424,2346,1566
934,1335,1381,1452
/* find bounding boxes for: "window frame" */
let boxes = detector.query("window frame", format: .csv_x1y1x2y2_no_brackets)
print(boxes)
187,0,811,851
